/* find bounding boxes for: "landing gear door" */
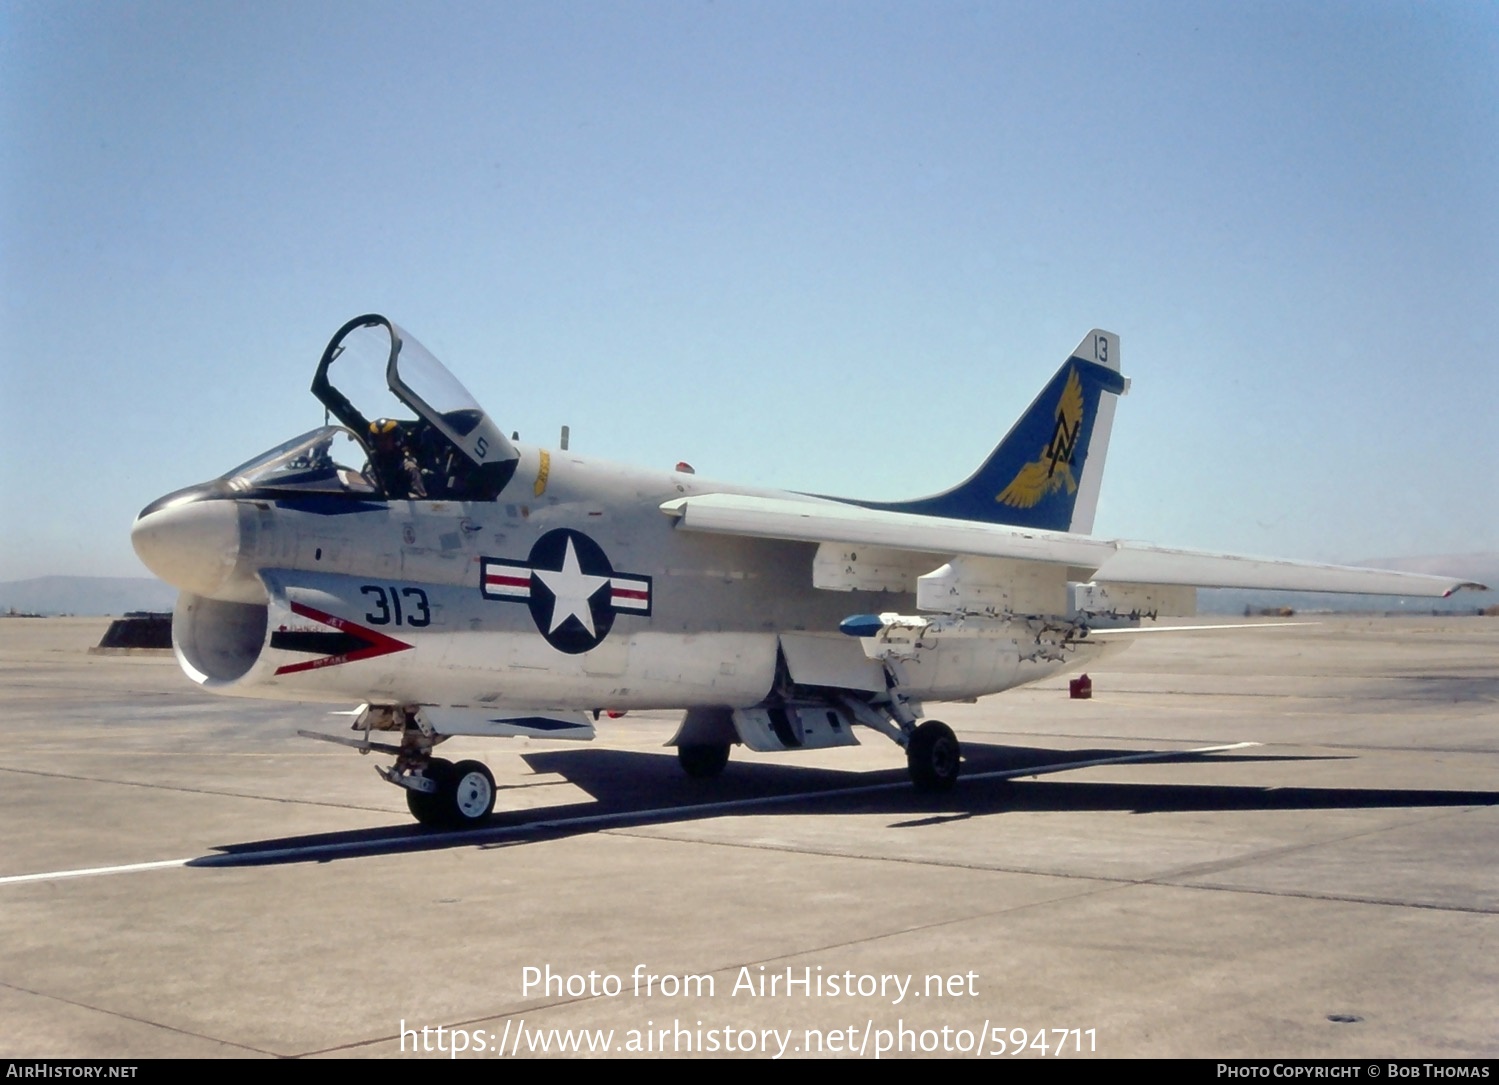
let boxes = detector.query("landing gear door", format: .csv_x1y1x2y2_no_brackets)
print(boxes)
385,320,519,489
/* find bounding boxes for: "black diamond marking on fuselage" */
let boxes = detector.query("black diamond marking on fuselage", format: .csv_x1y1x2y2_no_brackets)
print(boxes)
480,528,653,654
269,630,368,656
493,716,590,731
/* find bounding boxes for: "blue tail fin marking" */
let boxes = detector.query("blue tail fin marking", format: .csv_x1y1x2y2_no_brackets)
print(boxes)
852,330,1127,533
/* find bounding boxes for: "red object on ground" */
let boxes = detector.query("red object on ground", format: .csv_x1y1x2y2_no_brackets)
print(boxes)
1069,674,1093,699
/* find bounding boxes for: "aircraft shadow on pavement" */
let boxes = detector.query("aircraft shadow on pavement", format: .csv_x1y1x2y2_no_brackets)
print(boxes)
192,740,1499,868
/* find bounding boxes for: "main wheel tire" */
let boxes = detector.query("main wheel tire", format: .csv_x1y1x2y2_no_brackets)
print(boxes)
678,743,731,779
907,720,960,792
406,758,454,827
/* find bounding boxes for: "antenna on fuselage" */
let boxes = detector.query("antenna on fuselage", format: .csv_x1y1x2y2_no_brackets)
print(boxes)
560,425,570,451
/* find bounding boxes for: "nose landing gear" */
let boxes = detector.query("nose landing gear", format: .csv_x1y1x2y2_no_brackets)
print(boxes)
301,706,497,829
404,758,497,829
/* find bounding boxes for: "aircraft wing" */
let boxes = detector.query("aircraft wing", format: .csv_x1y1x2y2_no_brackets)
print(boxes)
659,493,1485,598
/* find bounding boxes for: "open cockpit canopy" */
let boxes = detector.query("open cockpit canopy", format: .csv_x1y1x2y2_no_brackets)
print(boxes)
310,314,519,501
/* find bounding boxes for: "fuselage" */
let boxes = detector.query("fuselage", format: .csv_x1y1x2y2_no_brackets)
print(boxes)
129,316,1484,826
132,435,1102,713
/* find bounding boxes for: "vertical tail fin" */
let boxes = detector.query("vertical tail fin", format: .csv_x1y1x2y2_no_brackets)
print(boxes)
855,330,1127,533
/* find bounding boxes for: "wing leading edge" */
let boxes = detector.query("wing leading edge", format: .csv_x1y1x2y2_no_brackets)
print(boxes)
659,493,1485,598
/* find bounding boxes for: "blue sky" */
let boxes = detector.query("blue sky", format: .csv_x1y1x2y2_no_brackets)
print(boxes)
3,1,1496,580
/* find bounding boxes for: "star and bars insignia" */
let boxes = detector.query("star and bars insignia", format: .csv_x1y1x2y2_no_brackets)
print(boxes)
481,528,652,654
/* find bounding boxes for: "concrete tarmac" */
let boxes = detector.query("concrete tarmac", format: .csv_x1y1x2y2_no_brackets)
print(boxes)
1,615,1495,1059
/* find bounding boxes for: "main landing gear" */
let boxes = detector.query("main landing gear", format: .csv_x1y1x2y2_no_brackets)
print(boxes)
667,656,962,793
905,719,960,792
878,673,961,792
670,719,960,790
837,687,963,793
665,667,963,791
677,743,731,779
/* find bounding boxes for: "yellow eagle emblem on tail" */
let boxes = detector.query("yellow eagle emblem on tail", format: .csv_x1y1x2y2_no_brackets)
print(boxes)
995,366,1084,509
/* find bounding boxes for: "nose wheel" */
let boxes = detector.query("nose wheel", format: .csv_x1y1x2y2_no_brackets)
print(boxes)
405,758,496,829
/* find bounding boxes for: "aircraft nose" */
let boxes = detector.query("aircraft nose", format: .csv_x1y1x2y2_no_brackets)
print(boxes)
131,488,245,599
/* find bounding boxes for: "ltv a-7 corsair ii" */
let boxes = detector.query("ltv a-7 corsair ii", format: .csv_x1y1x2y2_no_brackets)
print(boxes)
131,315,1484,828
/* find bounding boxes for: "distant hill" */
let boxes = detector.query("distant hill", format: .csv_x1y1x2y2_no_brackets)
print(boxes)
0,576,176,616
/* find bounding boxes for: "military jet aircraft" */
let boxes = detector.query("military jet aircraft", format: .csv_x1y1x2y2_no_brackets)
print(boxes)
131,314,1484,829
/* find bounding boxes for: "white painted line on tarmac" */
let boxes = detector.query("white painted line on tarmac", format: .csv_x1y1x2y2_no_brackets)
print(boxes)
0,741,1261,884
0,857,194,885
965,740,1262,783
